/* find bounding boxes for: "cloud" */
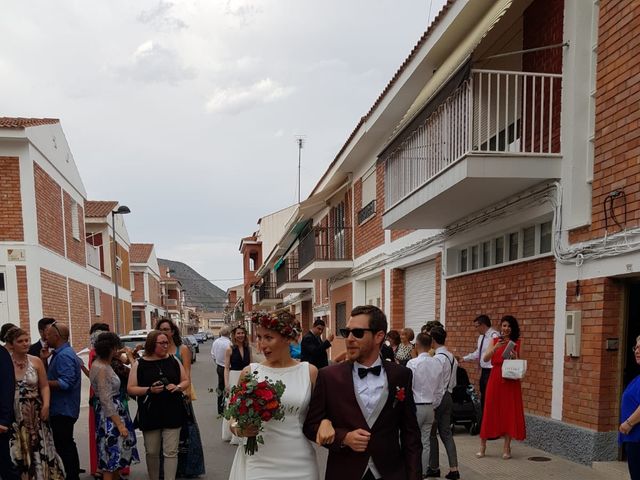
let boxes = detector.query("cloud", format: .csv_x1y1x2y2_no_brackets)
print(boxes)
137,1,187,31
205,78,294,114
119,40,194,84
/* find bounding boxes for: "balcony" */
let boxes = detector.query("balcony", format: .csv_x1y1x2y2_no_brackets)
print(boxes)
276,256,312,295
252,282,282,308
298,226,352,280
382,69,563,230
164,298,178,307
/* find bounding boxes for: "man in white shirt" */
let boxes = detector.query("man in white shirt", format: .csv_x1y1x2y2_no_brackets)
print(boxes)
211,326,232,414
427,327,459,480
458,314,499,415
407,332,444,476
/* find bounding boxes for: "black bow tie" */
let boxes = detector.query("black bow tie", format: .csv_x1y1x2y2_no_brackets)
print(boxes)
358,365,382,379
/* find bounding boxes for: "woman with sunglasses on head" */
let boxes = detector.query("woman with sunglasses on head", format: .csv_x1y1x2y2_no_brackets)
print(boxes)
90,332,139,480
223,324,251,445
127,330,189,480
228,310,334,480
5,326,65,480
155,318,205,477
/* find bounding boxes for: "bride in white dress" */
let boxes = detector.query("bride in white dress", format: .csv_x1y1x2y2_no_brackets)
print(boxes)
228,311,334,480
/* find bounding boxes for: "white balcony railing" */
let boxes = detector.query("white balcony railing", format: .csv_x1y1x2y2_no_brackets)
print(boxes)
86,243,101,270
384,69,562,210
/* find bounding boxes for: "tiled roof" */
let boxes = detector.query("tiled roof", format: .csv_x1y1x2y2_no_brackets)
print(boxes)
0,117,60,128
130,243,154,263
85,200,118,218
310,0,456,195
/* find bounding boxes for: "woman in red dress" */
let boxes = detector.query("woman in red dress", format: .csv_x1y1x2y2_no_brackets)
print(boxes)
477,315,525,459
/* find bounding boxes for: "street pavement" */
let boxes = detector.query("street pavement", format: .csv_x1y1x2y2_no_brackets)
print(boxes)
74,340,628,480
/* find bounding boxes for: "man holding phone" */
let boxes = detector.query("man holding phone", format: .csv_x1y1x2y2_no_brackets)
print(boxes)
458,314,499,416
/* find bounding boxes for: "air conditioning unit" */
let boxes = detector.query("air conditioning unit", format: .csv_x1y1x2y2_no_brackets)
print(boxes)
115,256,123,269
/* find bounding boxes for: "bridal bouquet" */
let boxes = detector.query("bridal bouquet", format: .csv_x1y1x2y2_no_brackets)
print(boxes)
223,370,286,455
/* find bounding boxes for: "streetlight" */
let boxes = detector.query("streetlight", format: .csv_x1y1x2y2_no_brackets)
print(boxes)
111,205,131,334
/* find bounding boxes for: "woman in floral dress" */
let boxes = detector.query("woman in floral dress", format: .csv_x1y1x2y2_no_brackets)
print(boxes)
90,332,139,480
6,326,65,479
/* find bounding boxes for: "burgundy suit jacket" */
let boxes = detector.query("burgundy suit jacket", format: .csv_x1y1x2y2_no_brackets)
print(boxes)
303,361,422,480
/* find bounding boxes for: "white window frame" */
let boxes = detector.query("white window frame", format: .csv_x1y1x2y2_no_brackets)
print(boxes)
71,200,80,240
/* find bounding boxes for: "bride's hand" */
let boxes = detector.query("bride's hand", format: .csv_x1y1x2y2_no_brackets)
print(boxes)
231,421,259,437
316,419,335,445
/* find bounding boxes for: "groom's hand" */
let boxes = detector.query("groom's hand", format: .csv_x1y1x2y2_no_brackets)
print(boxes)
343,428,371,452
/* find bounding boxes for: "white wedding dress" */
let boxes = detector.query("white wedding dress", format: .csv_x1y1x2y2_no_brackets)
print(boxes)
228,362,319,480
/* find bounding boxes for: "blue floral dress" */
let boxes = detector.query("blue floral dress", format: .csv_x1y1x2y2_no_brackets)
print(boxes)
89,361,139,472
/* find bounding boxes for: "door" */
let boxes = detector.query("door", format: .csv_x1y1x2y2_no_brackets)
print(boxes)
404,261,436,334
0,268,8,327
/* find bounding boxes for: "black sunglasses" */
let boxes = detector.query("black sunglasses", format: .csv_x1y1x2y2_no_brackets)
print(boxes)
339,328,376,339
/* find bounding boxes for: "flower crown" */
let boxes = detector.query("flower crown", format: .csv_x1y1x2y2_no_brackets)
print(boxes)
251,311,301,340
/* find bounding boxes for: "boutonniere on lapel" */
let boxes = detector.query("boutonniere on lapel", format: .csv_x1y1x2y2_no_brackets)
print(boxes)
393,386,406,408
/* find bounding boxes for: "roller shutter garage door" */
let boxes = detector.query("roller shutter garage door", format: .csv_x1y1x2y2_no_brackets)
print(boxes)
404,261,436,334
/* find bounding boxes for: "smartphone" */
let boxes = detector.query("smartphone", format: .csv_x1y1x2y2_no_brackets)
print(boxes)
502,340,517,359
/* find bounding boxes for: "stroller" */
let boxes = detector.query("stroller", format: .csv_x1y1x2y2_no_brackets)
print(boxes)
450,365,482,435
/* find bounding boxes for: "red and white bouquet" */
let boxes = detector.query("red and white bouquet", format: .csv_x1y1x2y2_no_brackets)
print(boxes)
223,370,286,455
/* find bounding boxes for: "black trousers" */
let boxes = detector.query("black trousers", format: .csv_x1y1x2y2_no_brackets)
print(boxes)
0,430,18,480
479,367,492,418
216,364,225,414
50,415,80,480
627,442,640,480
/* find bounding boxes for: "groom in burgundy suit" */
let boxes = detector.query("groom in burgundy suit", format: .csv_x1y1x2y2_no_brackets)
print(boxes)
304,305,422,480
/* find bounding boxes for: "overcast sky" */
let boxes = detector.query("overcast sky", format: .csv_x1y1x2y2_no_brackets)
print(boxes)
1,0,445,290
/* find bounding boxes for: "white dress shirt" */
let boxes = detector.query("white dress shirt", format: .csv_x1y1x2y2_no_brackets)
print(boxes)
433,346,457,394
352,358,386,418
463,328,500,369
351,358,386,479
407,352,445,408
211,336,231,366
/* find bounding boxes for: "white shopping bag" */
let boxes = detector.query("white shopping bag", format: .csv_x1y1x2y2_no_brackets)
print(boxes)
502,359,527,380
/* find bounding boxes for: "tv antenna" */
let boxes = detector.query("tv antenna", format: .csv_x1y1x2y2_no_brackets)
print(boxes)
295,135,306,203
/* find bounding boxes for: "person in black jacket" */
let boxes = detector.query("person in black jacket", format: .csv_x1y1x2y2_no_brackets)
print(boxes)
0,342,18,480
28,317,56,360
300,319,334,369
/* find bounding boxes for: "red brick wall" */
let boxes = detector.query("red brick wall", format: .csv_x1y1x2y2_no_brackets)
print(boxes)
242,244,261,312
132,272,145,302
445,257,556,417
330,283,352,361
34,163,64,256
522,0,563,154
569,1,640,244
68,278,90,349
16,266,29,331
63,192,86,266
354,164,385,258
563,277,623,431
109,240,131,289
40,268,69,323
0,157,24,241
391,230,414,241
390,268,405,330
148,275,161,307
100,291,115,330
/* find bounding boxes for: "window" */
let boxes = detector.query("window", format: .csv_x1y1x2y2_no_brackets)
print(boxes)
586,0,599,183
249,253,257,271
92,287,101,316
130,273,135,291
460,249,468,273
335,302,347,336
71,201,80,240
509,233,519,261
495,237,504,264
132,310,142,330
482,241,491,268
471,245,479,270
453,219,553,274
523,226,535,258
361,167,376,208
540,221,552,253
